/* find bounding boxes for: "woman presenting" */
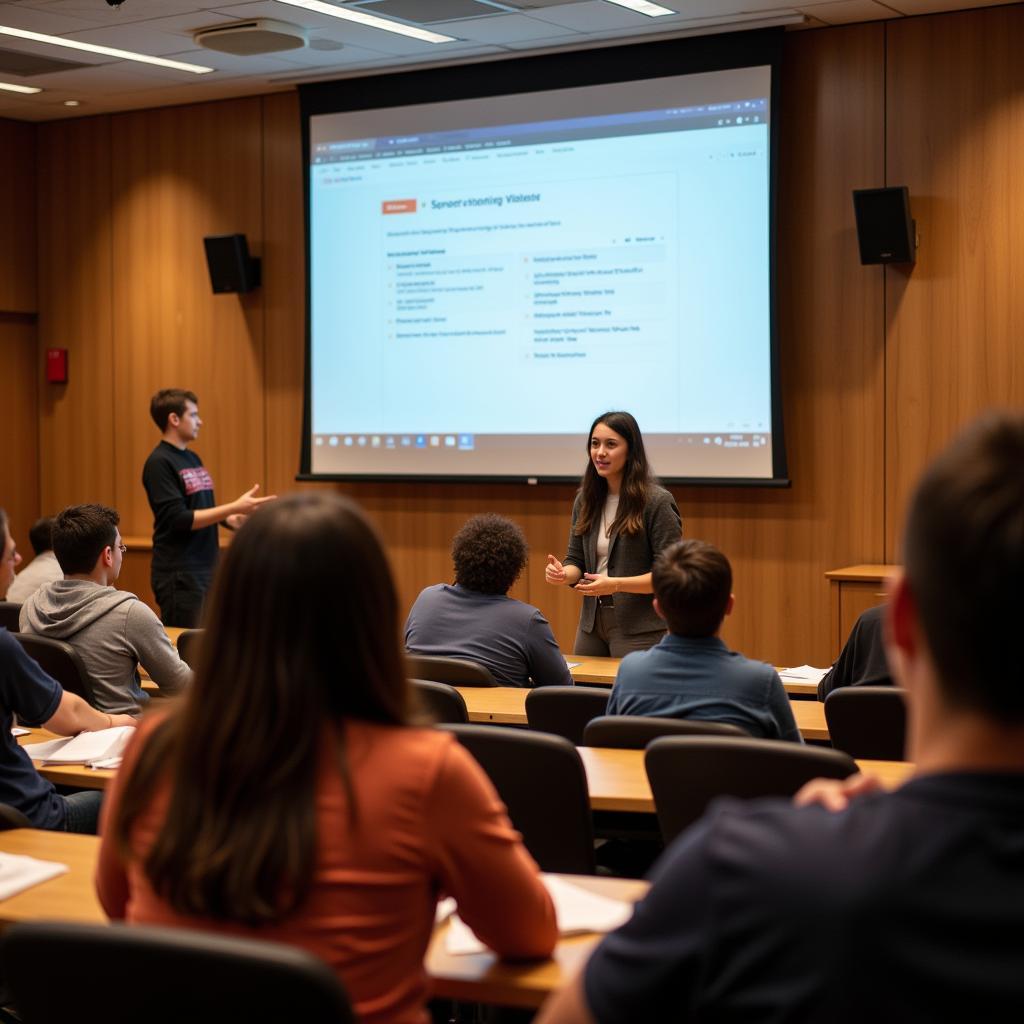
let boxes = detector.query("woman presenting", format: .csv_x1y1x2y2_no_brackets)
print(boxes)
545,410,682,656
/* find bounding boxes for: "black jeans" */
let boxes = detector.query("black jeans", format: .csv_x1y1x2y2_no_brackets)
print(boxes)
151,568,212,628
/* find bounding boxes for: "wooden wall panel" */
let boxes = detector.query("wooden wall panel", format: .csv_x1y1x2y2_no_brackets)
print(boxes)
0,316,39,560
109,98,266,540
885,6,1024,556
0,118,36,315
36,116,116,514
262,92,309,498
675,24,887,666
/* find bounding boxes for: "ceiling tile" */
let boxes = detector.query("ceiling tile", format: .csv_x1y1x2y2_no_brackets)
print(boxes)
429,11,582,42
796,0,898,23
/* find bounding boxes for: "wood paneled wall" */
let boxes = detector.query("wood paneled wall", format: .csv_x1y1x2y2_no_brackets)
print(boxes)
22,7,1024,663
0,117,37,561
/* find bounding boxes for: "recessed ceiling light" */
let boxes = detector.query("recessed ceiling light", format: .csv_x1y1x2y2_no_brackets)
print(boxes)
0,24,214,74
603,0,676,16
64,99,80,106
0,80,41,94
274,0,456,43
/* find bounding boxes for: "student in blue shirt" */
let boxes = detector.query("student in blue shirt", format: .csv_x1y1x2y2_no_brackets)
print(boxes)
606,538,801,742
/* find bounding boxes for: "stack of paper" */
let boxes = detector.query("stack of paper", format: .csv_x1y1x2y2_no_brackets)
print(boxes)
22,726,134,767
0,852,68,901
443,875,636,955
778,664,830,684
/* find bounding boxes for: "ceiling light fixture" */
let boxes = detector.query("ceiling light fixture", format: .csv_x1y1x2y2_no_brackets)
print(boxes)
274,0,456,43
603,0,676,16
0,25,214,74
0,80,41,94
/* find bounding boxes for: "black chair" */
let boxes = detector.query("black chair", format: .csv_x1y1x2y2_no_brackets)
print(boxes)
441,723,595,874
411,678,469,724
525,686,609,745
824,686,907,761
13,634,95,704
0,922,355,1024
0,803,29,830
406,654,497,687
175,627,203,666
645,736,858,844
0,602,21,633
583,714,748,749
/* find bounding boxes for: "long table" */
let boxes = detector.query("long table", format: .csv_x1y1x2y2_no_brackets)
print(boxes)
568,656,819,697
20,730,914,812
455,686,831,740
0,829,643,1009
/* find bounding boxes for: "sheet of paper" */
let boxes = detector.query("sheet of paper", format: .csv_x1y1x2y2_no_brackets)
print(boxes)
42,726,134,765
0,852,68,902
564,660,583,669
778,664,830,683
10,728,30,737
445,875,636,955
22,737,71,761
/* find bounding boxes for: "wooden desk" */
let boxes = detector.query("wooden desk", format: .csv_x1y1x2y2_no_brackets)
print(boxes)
577,746,915,813
0,829,642,1009
455,687,831,741
825,565,901,657
566,656,818,698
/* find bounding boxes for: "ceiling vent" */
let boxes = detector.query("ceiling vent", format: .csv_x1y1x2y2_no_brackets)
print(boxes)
194,19,308,56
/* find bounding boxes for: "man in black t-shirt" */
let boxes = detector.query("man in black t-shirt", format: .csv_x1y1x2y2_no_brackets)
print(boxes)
142,389,275,627
537,412,1024,1024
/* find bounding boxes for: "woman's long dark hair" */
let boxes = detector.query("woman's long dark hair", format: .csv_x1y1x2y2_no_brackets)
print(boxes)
574,411,654,538
113,493,410,924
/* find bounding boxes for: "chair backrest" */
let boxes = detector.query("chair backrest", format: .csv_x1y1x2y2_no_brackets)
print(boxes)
525,686,609,745
13,634,95,704
645,736,858,844
406,654,497,687
0,922,355,1024
583,714,748,750
0,602,21,633
175,628,204,666
441,723,595,874
824,686,907,761
410,678,469,724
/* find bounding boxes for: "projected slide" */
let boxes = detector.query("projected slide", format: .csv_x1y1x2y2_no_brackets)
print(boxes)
308,66,777,480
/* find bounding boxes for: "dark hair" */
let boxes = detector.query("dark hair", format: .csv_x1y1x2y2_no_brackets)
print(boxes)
52,504,119,575
113,493,411,924
903,411,1024,720
150,388,198,431
0,508,7,538
28,517,55,556
652,539,732,637
453,515,528,595
575,411,654,538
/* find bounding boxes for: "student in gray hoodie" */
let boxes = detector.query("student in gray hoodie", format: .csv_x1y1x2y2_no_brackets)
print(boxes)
20,504,191,716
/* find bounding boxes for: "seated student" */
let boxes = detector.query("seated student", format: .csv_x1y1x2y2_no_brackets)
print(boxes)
6,516,62,604
605,539,801,742
405,514,572,688
538,411,1024,1024
0,507,136,834
817,604,892,700
20,504,190,716
97,494,556,1024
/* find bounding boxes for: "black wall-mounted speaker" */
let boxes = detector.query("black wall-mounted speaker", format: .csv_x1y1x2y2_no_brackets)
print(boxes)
203,234,261,293
852,187,916,265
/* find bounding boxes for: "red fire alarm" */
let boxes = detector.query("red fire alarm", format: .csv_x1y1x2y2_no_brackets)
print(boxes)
46,348,68,384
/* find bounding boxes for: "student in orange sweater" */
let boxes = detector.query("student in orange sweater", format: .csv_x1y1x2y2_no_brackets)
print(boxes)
96,493,556,1024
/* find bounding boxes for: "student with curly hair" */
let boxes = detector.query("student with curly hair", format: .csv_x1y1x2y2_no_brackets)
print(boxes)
405,514,572,688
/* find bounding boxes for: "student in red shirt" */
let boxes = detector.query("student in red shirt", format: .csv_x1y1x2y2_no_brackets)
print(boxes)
97,493,556,1024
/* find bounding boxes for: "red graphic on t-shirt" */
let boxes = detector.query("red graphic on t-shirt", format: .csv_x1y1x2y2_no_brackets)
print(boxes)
180,467,214,495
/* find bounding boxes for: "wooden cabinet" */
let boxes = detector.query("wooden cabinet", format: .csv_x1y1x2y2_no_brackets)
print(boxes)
825,565,901,658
